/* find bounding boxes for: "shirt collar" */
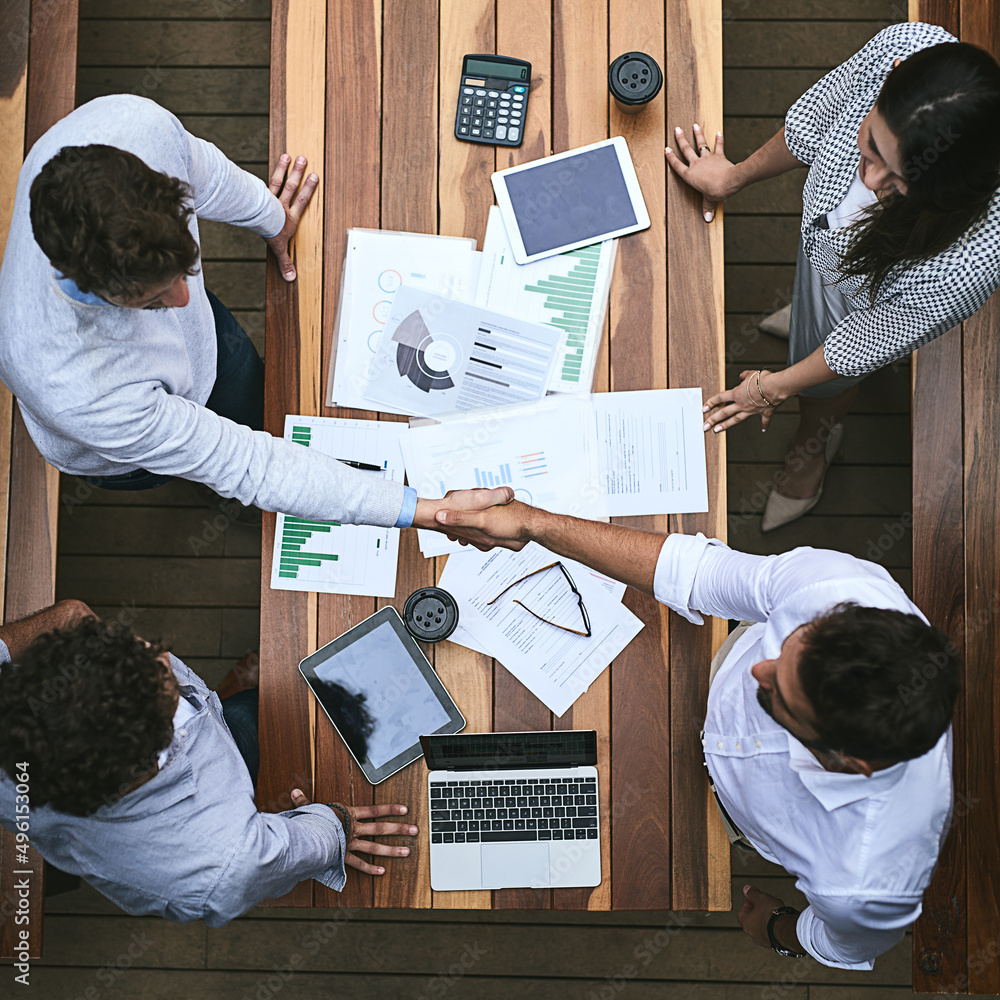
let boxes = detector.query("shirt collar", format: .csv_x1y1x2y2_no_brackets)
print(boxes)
786,732,906,811
53,270,110,306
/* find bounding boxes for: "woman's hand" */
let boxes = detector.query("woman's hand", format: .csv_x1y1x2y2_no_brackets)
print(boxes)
665,124,742,222
703,369,785,434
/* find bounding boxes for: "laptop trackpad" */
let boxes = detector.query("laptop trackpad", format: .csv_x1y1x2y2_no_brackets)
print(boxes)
481,843,550,888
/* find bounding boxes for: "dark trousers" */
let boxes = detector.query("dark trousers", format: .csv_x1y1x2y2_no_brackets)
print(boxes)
84,290,264,491
221,688,260,787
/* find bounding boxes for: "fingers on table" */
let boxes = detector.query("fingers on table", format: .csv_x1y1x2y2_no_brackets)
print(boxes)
268,153,291,195
349,839,411,858
355,820,419,838
346,854,387,876
352,802,409,819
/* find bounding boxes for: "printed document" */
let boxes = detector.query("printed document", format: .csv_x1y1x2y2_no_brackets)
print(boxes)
439,543,644,717
269,416,405,597
362,286,561,418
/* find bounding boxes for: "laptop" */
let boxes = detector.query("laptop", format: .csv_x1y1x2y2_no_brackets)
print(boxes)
420,730,602,891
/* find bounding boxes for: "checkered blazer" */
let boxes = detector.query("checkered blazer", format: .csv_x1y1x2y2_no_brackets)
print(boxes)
784,22,1000,377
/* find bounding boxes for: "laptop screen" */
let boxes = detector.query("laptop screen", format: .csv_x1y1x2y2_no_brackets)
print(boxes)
422,730,597,771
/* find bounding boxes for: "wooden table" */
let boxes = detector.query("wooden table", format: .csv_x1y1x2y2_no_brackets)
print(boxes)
258,0,729,911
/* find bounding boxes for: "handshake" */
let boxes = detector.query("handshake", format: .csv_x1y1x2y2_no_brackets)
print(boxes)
412,487,535,552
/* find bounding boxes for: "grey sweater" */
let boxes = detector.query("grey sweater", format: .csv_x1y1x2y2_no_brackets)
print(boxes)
0,96,404,526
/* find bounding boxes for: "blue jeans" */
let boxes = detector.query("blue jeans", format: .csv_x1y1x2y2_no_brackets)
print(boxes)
221,688,260,787
84,290,264,491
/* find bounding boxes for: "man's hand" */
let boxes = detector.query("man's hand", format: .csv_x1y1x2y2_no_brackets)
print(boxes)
265,153,320,282
434,499,537,552
0,599,95,660
413,487,517,549
290,789,417,876
738,884,802,953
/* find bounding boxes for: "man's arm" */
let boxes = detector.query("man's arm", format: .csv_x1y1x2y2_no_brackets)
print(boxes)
0,600,93,661
436,502,667,594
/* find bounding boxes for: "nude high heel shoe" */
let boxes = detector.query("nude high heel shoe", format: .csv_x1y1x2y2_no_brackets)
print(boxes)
761,423,843,533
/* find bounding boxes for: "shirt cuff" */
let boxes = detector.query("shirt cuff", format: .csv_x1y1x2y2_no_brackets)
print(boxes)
652,532,719,624
394,486,418,529
795,905,876,971
0,637,10,666
306,805,349,893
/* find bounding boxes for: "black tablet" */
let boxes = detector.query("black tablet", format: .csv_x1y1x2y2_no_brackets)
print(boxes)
298,607,465,784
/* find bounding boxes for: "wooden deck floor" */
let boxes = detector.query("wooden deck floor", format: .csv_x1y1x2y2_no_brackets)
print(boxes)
31,0,915,995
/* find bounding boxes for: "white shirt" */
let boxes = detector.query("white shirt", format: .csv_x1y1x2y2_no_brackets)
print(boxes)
824,165,877,229
653,533,952,970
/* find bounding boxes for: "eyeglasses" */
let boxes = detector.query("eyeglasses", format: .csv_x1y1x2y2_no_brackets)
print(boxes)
486,561,592,638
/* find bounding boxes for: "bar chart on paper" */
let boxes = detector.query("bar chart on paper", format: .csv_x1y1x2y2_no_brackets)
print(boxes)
269,416,407,597
476,206,616,394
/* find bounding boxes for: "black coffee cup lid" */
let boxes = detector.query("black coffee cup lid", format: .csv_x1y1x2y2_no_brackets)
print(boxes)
403,587,459,643
609,51,663,105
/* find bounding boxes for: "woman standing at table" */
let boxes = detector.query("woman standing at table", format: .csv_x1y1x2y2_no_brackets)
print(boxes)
667,22,1000,530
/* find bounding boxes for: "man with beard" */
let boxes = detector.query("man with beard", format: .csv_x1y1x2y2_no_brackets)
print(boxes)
433,501,957,970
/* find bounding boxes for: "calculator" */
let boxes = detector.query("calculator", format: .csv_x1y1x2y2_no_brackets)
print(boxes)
455,53,531,147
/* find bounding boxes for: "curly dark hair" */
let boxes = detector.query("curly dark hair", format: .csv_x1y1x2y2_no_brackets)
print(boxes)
29,144,200,301
797,603,959,763
0,619,176,816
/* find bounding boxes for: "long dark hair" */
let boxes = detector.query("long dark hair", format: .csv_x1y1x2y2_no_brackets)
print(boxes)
837,41,1000,302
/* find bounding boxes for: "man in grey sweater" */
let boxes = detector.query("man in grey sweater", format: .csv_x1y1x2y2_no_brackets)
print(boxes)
0,94,502,532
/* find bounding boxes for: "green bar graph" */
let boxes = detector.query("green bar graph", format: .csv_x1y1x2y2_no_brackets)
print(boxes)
523,244,603,383
276,514,341,579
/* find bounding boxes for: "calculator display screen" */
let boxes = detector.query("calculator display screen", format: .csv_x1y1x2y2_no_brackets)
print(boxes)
465,57,528,81
504,145,637,256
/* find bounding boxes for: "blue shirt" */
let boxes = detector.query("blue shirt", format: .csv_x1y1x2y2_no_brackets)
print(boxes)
0,642,349,926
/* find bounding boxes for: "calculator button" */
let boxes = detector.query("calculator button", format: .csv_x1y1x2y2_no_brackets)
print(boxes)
488,90,499,98
514,86,525,93
462,96,473,106
496,117,508,124
508,127,520,142
471,128,481,136
473,117,483,126
475,89,486,96
474,97,485,106
483,128,494,138
463,87,474,95
510,110,522,118
495,125,507,140
460,116,470,125
458,126,469,135
487,99,497,108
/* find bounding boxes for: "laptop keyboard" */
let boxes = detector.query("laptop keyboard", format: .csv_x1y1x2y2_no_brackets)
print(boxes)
429,776,598,844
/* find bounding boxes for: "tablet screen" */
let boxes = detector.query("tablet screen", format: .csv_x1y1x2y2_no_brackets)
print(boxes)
504,144,638,256
311,621,450,768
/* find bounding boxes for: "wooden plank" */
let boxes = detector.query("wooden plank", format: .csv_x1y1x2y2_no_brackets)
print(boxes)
76,67,269,114
77,19,269,66
723,20,884,67
726,0,903,15
603,0,670,915
722,68,825,116
80,0,271,17
430,0,496,912
310,0,383,913
177,114,270,162
491,0,555,913
552,0,610,914
372,0,440,912
723,216,801,263
666,0,730,912
256,0,326,908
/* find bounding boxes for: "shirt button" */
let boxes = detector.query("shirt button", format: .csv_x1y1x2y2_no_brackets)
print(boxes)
735,742,741,751
178,729,187,737
755,739,762,747
717,741,724,750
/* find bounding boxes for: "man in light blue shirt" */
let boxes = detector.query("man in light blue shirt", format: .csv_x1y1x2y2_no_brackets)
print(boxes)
0,602,412,925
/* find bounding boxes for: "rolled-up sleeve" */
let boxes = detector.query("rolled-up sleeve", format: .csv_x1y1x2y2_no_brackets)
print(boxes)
796,895,917,970
205,804,347,926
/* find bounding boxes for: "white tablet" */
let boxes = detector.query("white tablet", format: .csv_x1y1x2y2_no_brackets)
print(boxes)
491,136,650,264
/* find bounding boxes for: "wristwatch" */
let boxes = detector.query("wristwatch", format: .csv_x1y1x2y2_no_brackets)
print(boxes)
767,906,808,958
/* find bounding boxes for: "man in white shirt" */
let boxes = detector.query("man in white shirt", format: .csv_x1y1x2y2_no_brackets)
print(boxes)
434,502,957,970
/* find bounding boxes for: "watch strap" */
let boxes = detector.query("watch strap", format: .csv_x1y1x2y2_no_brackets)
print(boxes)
327,802,352,844
767,906,808,958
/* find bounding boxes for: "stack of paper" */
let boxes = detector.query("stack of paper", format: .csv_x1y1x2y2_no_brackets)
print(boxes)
326,229,481,414
439,542,644,717
269,416,407,597
476,206,617,395
400,389,709,557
